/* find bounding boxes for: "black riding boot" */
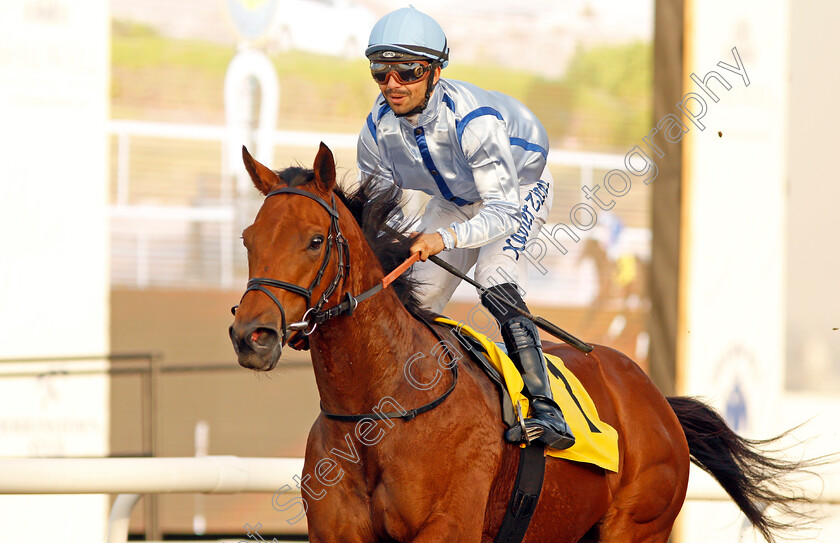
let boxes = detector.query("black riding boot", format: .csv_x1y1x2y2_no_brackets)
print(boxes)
481,284,575,450
500,316,575,449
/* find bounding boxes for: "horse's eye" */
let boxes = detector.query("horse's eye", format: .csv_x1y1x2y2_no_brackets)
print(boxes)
309,235,325,250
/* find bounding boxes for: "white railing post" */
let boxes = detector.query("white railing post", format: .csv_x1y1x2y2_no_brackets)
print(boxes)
0,456,305,539
581,162,594,194
221,221,234,289
107,493,142,543
116,129,130,206
137,230,149,288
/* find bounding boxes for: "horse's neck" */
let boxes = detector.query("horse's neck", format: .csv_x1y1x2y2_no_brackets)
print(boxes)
308,243,438,415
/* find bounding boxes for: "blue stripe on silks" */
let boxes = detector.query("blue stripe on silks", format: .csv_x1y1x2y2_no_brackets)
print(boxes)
509,137,548,160
455,106,504,144
442,93,455,112
377,102,391,120
366,113,377,144
414,127,472,207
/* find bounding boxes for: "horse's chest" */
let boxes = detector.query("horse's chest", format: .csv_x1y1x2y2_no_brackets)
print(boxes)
369,478,416,541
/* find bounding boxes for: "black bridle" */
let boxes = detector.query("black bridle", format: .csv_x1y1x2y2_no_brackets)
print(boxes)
233,184,459,422
233,186,405,348
232,187,350,346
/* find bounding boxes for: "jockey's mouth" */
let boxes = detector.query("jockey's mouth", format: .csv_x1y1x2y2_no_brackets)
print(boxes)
385,90,409,101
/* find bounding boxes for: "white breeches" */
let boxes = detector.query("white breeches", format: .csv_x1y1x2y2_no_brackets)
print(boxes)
412,168,554,314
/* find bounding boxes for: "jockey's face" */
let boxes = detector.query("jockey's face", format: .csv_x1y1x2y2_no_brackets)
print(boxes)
376,64,441,116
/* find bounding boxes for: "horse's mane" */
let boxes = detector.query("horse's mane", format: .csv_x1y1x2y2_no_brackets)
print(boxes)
276,166,438,322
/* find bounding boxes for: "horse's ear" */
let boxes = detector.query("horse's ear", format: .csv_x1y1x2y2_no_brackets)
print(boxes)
313,142,336,192
242,146,283,195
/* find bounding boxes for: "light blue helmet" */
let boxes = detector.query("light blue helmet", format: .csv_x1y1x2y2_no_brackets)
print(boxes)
366,7,449,68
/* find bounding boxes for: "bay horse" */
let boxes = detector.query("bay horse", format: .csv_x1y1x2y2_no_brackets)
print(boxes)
230,143,810,542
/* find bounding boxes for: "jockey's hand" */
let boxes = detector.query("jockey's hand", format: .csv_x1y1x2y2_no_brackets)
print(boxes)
409,232,445,261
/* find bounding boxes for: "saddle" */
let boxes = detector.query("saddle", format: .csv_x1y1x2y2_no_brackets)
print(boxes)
436,317,619,472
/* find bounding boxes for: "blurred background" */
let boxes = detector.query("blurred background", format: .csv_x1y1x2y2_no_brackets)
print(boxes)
0,0,837,540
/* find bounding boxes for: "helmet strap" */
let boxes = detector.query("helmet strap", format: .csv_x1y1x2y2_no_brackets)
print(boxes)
394,61,440,117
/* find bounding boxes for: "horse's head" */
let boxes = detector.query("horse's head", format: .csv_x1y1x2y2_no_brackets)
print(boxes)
229,143,348,371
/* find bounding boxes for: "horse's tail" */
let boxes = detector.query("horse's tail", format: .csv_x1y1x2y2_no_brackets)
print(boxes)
667,396,817,542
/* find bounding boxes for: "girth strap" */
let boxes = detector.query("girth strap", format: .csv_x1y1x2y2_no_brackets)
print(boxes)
436,320,547,542
495,444,547,543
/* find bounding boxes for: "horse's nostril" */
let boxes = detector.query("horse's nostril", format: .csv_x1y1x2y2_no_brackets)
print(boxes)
248,327,279,350
251,328,270,346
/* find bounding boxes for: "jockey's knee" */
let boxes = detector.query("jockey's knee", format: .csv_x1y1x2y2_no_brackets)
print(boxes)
480,282,528,325
417,284,450,314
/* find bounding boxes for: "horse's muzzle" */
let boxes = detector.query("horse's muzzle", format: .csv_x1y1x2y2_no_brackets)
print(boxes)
229,321,282,371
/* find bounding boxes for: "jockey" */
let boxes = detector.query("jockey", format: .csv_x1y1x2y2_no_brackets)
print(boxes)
357,7,574,451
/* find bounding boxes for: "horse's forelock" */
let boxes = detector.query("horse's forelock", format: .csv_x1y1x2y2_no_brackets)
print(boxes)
274,166,315,188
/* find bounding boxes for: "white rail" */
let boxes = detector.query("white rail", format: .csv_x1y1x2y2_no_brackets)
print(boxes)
0,456,302,494
107,120,628,290
0,456,303,543
107,119,624,212
0,456,836,543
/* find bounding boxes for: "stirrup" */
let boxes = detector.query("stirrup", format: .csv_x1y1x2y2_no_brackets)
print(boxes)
505,421,544,445
505,419,575,450
505,403,575,450
530,397,576,449
506,403,544,444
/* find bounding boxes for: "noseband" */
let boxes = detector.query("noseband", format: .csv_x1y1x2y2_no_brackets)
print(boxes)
233,187,350,347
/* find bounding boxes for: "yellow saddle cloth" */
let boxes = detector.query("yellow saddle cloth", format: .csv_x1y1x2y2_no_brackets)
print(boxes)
436,317,619,472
